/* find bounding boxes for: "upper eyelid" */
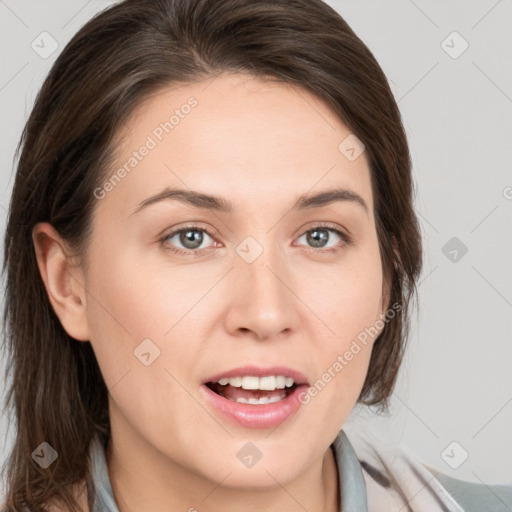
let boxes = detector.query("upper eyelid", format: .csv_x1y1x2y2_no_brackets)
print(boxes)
162,223,350,248
162,224,217,241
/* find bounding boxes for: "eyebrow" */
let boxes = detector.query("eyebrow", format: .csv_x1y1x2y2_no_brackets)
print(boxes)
130,186,369,216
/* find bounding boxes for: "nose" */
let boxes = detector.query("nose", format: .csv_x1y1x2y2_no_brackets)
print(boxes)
223,247,300,342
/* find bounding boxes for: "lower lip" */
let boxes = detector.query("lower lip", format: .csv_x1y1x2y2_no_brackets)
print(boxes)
200,384,309,429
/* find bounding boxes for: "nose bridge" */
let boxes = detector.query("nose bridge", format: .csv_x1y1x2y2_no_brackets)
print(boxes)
240,236,288,305
228,233,297,338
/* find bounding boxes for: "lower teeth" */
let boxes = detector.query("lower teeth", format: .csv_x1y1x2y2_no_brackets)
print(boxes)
228,393,287,404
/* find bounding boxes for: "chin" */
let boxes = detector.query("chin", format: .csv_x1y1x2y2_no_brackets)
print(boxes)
205,459,305,490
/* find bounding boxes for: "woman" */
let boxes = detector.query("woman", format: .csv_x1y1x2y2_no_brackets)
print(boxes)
1,0,510,511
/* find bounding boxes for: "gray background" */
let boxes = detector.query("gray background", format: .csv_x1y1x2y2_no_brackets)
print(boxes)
1,0,511,499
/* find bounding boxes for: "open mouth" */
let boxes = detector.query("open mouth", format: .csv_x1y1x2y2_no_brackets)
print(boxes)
205,375,299,405
201,371,309,428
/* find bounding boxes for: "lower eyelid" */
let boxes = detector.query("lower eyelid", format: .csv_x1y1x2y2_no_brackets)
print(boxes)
162,225,350,253
163,228,215,249
296,228,349,249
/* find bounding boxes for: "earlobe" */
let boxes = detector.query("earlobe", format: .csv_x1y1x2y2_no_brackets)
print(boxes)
32,222,90,342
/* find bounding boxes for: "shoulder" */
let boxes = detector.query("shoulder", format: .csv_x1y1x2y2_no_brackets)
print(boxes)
338,426,512,512
424,465,512,512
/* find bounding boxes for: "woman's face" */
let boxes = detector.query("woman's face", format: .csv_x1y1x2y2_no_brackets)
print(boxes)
79,73,388,488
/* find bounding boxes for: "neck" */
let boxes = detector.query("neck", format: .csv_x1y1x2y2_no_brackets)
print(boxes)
106,430,340,512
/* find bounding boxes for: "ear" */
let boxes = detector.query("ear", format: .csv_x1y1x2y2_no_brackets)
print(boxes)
32,222,90,342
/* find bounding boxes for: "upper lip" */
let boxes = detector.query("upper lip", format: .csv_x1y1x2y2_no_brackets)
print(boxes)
203,365,309,385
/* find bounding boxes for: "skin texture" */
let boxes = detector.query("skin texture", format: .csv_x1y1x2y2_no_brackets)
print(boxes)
33,72,389,512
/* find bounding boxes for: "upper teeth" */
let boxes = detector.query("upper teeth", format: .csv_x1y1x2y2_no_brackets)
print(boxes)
216,375,295,390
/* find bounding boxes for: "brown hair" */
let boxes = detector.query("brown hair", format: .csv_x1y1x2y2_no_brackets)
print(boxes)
1,0,422,510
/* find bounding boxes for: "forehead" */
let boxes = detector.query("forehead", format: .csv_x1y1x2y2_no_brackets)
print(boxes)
99,72,373,220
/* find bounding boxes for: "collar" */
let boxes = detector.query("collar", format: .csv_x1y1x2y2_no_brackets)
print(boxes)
89,429,367,511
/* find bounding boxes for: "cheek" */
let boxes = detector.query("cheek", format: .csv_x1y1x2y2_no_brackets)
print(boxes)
296,246,384,348
82,241,196,388
83,255,209,445
85,228,198,335
294,247,384,418
85,220,383,387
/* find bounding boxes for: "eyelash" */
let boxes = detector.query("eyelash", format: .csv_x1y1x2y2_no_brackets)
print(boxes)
159,223,353,257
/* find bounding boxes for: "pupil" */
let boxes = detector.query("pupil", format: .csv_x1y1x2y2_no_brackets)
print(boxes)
181,229,203,249
308,229,328,248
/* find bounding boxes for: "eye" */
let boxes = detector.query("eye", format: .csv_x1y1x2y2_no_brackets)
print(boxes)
160,223,352,256
295,223,351,253
161,224,216,255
